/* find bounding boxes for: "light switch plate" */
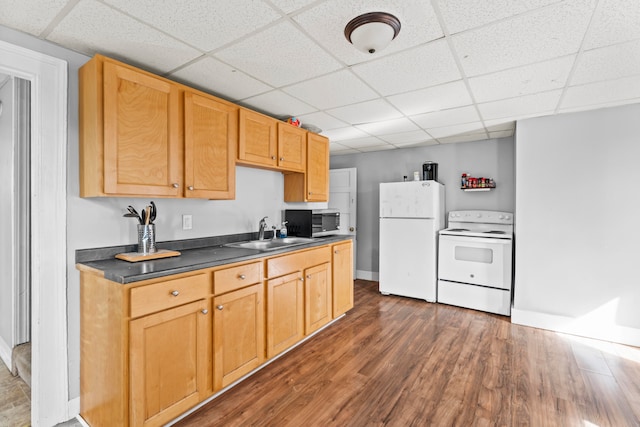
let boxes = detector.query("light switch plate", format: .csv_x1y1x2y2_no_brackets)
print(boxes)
182,214,192,230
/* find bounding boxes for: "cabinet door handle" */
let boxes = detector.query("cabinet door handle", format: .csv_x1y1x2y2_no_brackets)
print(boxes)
308,192,312,195
172,183,179,188
271,156,276,160
307,275,311,279
188,186,194,191
280,157,284,161
299,277,304,282
201,309,208,315
334,250,338,254
171,290,179,296
239,274,246,280
216,305,224,310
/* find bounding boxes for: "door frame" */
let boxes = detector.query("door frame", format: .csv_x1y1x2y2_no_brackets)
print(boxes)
0,40,69,426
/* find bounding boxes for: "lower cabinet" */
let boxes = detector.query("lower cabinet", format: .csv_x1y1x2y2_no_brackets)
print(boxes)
213,283,265,390
79,239,353,427
129,299,210,427
304,262,332,334
332,240,354,317
266,271,304,358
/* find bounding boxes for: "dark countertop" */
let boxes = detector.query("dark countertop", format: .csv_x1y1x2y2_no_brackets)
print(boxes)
76,233,352,284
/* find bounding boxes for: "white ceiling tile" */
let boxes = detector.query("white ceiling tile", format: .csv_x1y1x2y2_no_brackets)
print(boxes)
488,130,514,138
241,90,316,117
583,0,640,49
486,121,515,132
297,112,348,132
267,0,316,14
216,21,343,87
453,0,596,76
355,118,419,136
427,122,486,138
561,76,640,110
339,136,387,148
438,133,489,144
170,56,272,101
358,144,397,152
572,39,640,86
329,142,352,151
469,55,575,102
411,106,480,129
558,98,640,114
352,40,461,95
437,0,562,34
330,149,361,155
282,70,378,110
322,126,369,142
478,90,562,120
326,99,403,125
0,0,68,36
293,0,443,66
46,0,201,73
387,80,472,116
393,139,439,148
379,130,434,144
103,0,281,52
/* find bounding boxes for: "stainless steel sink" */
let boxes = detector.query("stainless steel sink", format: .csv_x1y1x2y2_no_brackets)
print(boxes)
224,237,315,251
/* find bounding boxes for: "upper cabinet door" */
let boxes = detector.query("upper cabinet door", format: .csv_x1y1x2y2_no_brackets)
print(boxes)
238,108,277,168
103,62,181,196
277,123,306,172
306,133,329,201
184,92,237,199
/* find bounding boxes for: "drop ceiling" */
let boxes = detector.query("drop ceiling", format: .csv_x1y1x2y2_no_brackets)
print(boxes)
2,0,639,154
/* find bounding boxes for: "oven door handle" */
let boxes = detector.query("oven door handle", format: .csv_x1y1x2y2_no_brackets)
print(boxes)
439,235,512,245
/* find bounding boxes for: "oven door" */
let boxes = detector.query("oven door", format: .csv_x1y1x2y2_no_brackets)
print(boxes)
438,235,512,289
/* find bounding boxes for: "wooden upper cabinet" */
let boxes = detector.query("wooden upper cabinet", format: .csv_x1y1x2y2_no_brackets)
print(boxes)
237,108,277,168
184,91,237,199
102,61,182,197
284,133,329,202
277,123,306,172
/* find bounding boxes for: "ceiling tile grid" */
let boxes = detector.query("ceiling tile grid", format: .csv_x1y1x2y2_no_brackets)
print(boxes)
1,0,639,153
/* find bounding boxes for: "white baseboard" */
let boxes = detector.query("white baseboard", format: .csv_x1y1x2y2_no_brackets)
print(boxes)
0,336,12,371
511,308,640,348
356,270,378,281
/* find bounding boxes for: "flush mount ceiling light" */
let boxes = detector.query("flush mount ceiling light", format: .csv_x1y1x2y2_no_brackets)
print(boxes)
344,12,401,54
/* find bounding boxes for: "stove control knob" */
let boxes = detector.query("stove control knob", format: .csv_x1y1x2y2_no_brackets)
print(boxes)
476,213,482,218
505,215,511,220
499,215,504,220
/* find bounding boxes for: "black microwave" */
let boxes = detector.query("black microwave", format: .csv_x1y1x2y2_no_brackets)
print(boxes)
284,209,340,237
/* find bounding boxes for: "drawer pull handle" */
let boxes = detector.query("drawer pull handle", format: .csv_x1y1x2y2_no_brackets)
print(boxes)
217,305,224,310
201,309,208,315
188,186,194,191
172,183,179,188
171,290,180,296
239,274,246,280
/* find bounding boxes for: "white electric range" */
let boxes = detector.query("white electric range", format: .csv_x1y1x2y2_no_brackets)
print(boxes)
437,210,514,316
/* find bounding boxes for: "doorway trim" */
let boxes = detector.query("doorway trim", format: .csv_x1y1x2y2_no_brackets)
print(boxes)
0,40,69,425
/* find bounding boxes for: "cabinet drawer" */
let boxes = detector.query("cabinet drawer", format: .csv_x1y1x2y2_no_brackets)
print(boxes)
214,261,263,295
266,246,330,278
130,274,210,318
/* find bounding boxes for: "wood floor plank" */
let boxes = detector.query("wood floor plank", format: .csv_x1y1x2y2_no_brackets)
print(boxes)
174,280,640,427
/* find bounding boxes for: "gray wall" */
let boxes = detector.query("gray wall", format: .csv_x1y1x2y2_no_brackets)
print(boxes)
330,137,515,276
514,103,640,344
0,24,325,400
0,75,14,352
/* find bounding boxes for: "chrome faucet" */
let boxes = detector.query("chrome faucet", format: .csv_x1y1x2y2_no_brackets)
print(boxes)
258,216,268,240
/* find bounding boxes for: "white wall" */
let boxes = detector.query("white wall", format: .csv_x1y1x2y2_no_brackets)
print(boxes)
330,137,515,277
513,103,640,347
0,75,14,363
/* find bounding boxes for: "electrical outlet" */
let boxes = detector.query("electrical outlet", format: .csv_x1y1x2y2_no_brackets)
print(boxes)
182,214,192,230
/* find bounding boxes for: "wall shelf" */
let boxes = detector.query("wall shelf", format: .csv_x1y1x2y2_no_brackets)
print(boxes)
461,187,492,192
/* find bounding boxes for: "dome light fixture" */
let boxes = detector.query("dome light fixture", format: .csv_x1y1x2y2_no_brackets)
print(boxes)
344,12,401,54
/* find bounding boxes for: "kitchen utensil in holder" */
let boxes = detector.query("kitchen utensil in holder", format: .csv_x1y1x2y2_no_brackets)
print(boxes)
137,224,157,254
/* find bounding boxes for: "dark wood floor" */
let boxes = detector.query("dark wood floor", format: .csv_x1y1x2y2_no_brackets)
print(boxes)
175,280,640,427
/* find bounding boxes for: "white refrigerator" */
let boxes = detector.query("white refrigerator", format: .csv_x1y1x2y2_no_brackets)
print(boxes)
379,181,445,302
